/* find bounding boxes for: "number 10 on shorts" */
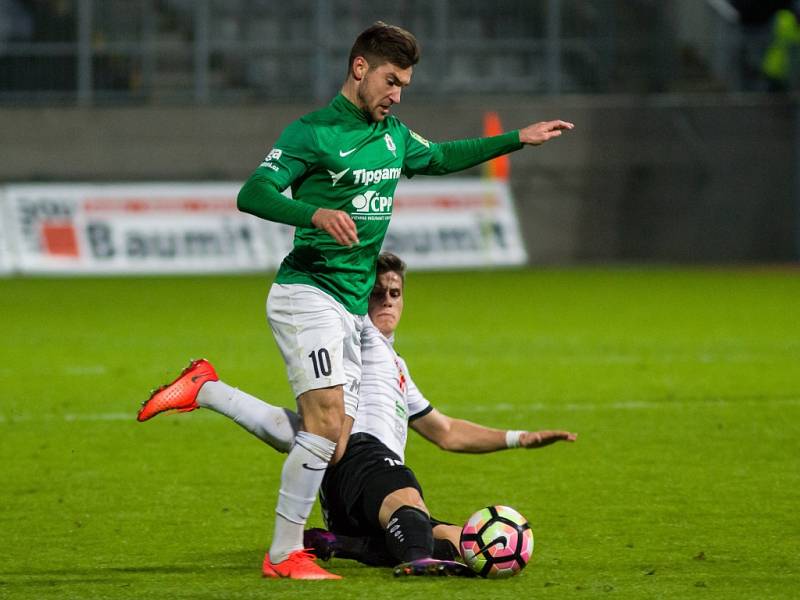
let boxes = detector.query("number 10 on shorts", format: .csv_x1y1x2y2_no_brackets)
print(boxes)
308,348,332,378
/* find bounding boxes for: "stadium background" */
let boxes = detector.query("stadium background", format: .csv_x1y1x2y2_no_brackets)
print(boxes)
1,0,798,263
2,2,799,599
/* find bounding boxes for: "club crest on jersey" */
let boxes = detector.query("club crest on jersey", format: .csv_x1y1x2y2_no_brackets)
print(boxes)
384,133,397,157
394,358,407,392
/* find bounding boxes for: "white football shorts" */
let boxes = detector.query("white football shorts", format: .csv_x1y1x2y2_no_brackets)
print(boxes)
266,283,364,418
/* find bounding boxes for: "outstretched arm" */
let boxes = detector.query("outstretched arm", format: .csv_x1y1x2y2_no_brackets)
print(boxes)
409,408,576,453
404,118,574,177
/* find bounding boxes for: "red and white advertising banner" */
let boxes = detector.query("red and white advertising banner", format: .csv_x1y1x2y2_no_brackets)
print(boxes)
1,183,292,274
387,179,526,269
0,180,525,275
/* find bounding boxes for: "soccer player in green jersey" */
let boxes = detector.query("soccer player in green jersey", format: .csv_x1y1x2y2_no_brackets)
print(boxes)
141,22,574,580
239,21,573,580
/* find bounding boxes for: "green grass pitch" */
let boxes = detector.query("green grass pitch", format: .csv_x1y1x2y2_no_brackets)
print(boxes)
1,267,799,599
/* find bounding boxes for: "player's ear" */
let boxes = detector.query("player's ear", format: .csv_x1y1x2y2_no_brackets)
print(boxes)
352,56,368,81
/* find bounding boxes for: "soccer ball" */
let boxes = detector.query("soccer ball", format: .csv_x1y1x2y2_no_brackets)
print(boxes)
459,505,534,578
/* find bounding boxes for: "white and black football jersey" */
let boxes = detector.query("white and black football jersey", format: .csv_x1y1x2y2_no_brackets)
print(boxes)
350,318,432,462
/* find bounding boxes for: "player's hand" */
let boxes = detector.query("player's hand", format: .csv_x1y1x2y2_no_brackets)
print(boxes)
520,430,577,448
311,208,359,246
518,120,574,146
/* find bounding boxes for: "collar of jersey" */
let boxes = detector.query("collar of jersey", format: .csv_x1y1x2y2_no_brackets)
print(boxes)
332,93,370,123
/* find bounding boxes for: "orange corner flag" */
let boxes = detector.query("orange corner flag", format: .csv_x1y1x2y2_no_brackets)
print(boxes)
483,111,510,181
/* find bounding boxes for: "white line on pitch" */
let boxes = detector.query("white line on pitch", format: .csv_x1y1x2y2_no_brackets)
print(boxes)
2,397,799,424
63,365,108,376
440,397,800,413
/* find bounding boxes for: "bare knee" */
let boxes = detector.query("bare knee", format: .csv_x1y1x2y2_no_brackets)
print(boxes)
433,524,462,550
378,488,429,528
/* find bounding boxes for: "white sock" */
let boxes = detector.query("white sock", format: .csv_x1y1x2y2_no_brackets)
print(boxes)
269,431,336,562
197,380,299,453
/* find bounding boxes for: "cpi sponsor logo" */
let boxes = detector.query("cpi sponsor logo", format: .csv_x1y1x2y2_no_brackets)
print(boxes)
351,191,393,217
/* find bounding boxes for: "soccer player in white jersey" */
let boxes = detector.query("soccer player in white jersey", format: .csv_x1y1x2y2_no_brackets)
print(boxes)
309,253,576,575
138,253,576,576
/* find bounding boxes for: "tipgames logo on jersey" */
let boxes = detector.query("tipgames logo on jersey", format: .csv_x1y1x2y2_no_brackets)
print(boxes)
352,167,401,186
351,191,393,220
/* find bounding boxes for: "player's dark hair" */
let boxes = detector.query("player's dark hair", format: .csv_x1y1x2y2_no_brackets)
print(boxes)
348,21,420,72
376,252,406,283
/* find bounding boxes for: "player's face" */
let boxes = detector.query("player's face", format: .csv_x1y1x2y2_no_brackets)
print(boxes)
369,270,404,336
356,61,412,122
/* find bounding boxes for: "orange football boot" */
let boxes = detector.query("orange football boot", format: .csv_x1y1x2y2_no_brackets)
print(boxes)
137,359,218,422
262,549,341,580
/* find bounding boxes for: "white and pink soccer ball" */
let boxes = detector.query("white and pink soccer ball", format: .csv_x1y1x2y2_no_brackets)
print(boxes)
459,505,534,578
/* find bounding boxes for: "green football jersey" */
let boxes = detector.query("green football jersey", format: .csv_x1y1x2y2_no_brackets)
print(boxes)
239,93,523,314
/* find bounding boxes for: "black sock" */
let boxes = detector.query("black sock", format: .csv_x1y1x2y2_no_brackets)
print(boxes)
432,538,458,561
329,533,395,567
384,506,434,564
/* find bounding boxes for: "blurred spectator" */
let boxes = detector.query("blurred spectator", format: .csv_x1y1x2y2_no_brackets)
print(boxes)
22,0,75,41
728,0,800,90
761,6,800,90
1,0,76,92
0,0,34,45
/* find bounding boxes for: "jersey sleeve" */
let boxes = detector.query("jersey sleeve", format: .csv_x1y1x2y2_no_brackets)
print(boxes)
401,357,433,420
402,127,523,178
237,119,320,227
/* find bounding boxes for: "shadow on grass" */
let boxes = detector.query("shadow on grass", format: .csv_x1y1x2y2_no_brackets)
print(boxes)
0,549,262,585
1,578,136,588
0,548,376,591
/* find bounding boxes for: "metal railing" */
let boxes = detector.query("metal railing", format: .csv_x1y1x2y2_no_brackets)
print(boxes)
0,0,790,106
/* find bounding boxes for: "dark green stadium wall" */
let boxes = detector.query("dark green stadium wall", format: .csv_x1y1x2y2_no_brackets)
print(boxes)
1,94,797,262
